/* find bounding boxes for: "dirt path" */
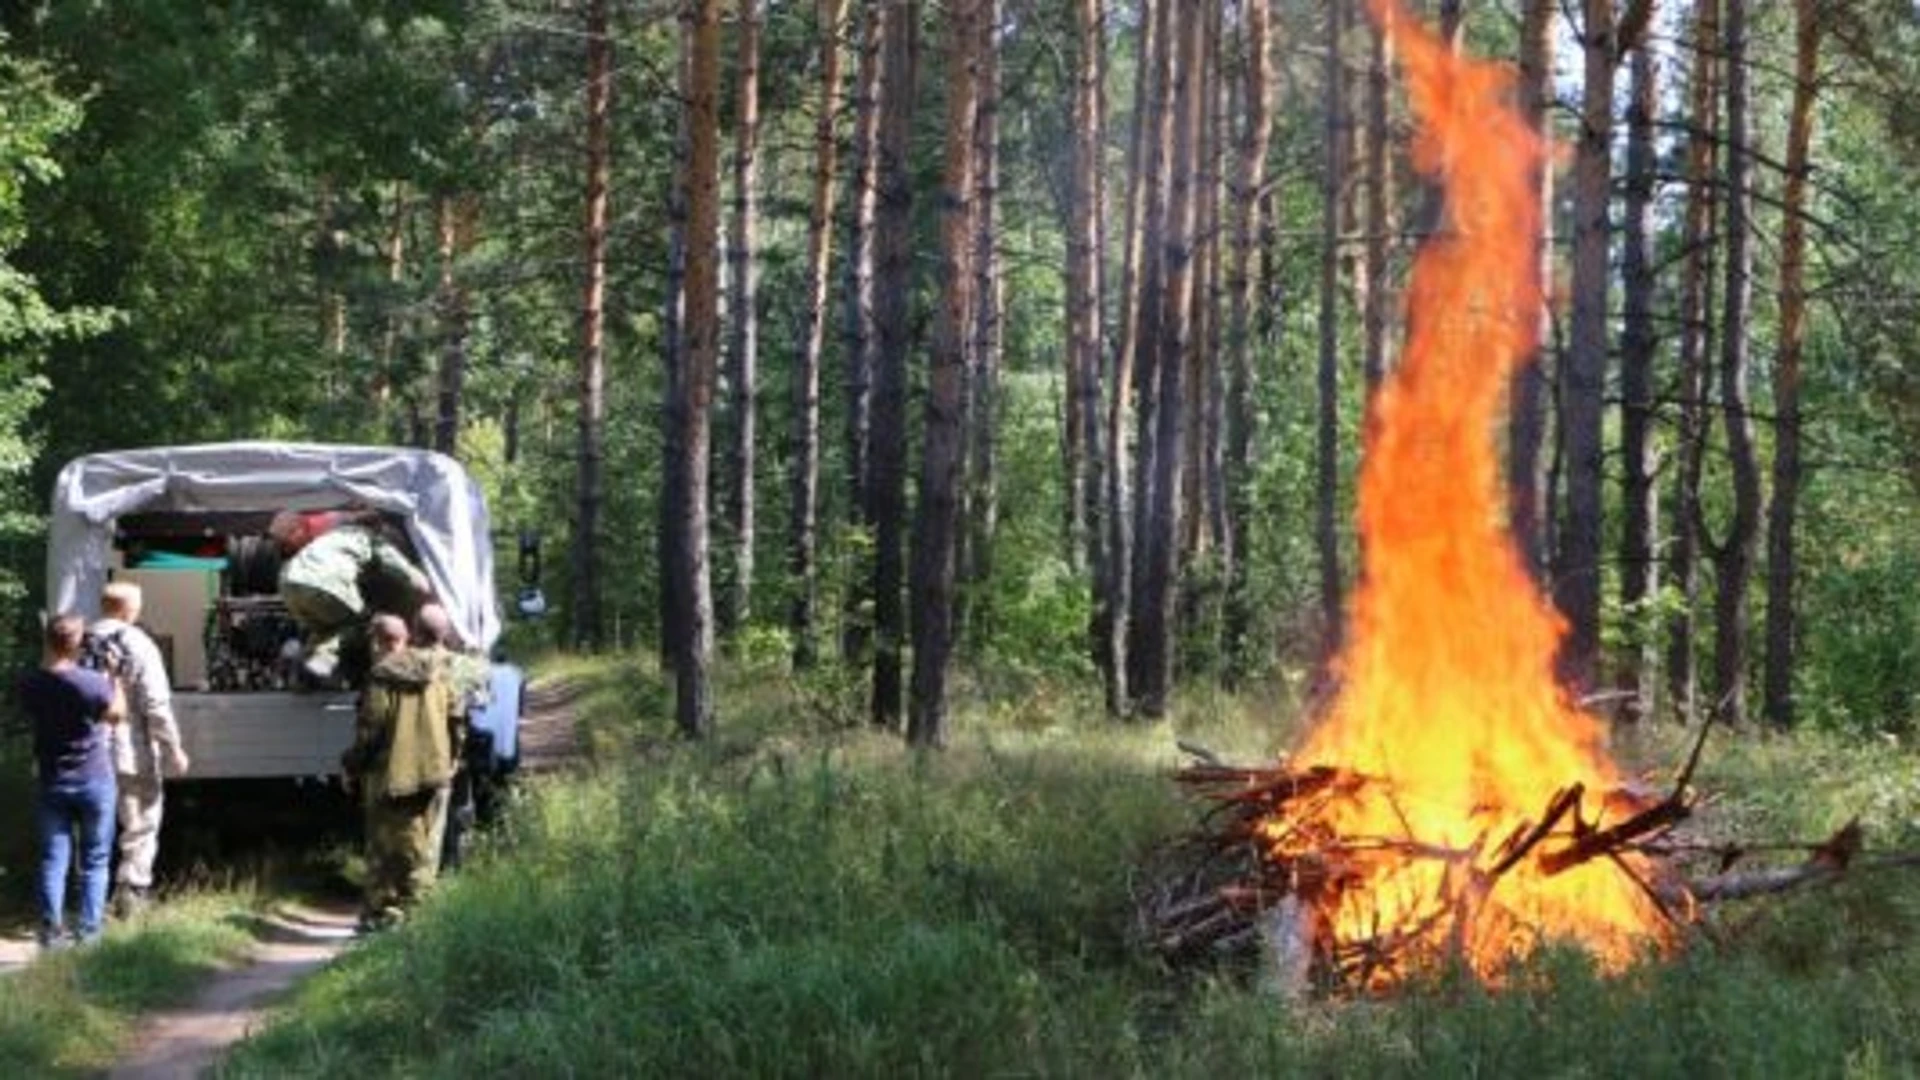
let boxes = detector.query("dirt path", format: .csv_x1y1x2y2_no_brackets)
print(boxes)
110,904,356,1080
517,677,586,772
0,935,33,976
95,676,585,1078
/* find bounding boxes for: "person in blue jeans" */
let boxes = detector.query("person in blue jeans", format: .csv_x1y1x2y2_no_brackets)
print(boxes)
17,613,122,949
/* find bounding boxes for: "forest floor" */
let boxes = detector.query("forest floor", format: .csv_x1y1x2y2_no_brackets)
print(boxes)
0,676,583,1077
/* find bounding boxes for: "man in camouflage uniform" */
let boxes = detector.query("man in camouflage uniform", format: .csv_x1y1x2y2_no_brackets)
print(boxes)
343,614,456,931
272,512,433,686
411,604,489,870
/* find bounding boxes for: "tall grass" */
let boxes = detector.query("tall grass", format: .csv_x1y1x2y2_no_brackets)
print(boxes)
225,657,1920,1078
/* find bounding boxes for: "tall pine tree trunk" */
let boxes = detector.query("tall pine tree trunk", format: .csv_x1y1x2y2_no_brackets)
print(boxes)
868,0,918,731
1763,0,1820,727
1509,0,1554,579
1556,0,1620,695
1125,0,1176,697
1315,2,1347,656
432,195,471,458
1180,2,1220,575
724,0,761,635
958,0,1001,649
1362,5,1392,391
377,182,409,418
789,0,847,669
1136,0,1204,719
1617,19,1659,723
575,0,612,651
1667,0,1720,725
841,0,884,665
1101,0,1151,715
1069,0,1111,695
670,0,724,738
660,21,693,668
1712,0,1761,728
1224,0,1272,685
908,0,980,748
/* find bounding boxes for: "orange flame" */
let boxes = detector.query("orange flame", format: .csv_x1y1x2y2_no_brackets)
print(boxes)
1272,0,1672,984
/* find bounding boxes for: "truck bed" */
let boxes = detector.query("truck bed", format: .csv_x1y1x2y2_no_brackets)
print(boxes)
173,692,358,780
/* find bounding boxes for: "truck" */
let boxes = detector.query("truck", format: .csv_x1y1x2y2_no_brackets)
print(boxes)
44,441,520,800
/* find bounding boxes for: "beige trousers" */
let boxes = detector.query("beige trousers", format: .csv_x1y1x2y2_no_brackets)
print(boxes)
115,773,165,889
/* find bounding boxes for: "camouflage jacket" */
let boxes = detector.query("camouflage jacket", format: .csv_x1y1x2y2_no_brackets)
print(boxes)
281,525,429,609
349,648,454,799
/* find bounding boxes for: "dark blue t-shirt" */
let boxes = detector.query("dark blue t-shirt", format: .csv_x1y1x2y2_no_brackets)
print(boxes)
18,666,115,785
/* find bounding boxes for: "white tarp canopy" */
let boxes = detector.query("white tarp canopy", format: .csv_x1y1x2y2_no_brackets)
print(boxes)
46,441,502,650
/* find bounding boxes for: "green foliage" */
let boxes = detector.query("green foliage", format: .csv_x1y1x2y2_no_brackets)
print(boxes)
0,37,105,654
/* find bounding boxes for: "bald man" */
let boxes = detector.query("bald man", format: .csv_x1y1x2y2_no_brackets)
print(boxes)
93,582,189,917
344,612,457,930
411,603,489,871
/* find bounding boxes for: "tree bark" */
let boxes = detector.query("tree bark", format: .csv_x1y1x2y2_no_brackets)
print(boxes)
1100,0,1152,715
1617,20,1660,724
660,19,693,669
1509,0,1554,581
376,182,408,415
432,194,471,459
1136,0,1204,718
1177,0,1222,665
671,0,723,739
1556,0,1619,695
868,0,917,731
724,0,761,636
575,0,612,651
1125,0,1176,697
1763,0,1820,727
1069,0,1111,694
1181,1,1220,574
789,0,847,670
1315,1,1347,657
841,0,884,666
908,0,980,748
1224,0,1272,686
1711,0,1761,728
1667,0,1719,726
1362,4,1392,392
958,0,1001,650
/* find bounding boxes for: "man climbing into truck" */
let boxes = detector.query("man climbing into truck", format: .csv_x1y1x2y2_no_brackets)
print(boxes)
271,509,433,687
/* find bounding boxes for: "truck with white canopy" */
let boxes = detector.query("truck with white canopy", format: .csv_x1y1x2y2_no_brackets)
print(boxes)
45,441,518,783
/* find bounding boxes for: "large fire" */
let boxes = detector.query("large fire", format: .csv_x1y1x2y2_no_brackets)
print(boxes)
1263,1,1674,985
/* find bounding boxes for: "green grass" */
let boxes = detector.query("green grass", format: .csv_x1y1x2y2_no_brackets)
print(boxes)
0,889,260,1076
222,657,1920,1078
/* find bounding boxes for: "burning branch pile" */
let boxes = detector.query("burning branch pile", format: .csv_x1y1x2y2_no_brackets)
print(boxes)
1141,740,1870,995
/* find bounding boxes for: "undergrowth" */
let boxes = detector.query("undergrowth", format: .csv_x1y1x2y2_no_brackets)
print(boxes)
224,655,1920,1078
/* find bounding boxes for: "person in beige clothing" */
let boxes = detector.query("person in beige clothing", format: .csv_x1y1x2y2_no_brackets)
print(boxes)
91,582,191,916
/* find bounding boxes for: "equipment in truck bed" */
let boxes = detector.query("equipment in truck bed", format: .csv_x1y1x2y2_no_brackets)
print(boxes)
44,441,511,783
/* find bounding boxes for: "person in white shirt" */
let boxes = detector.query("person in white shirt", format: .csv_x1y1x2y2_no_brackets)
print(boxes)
92,582,191,915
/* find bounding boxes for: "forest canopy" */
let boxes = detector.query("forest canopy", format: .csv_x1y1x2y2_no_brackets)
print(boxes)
0,0,1917,742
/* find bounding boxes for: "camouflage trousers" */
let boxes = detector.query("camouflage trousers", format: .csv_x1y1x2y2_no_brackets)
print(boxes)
361,785,450,926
